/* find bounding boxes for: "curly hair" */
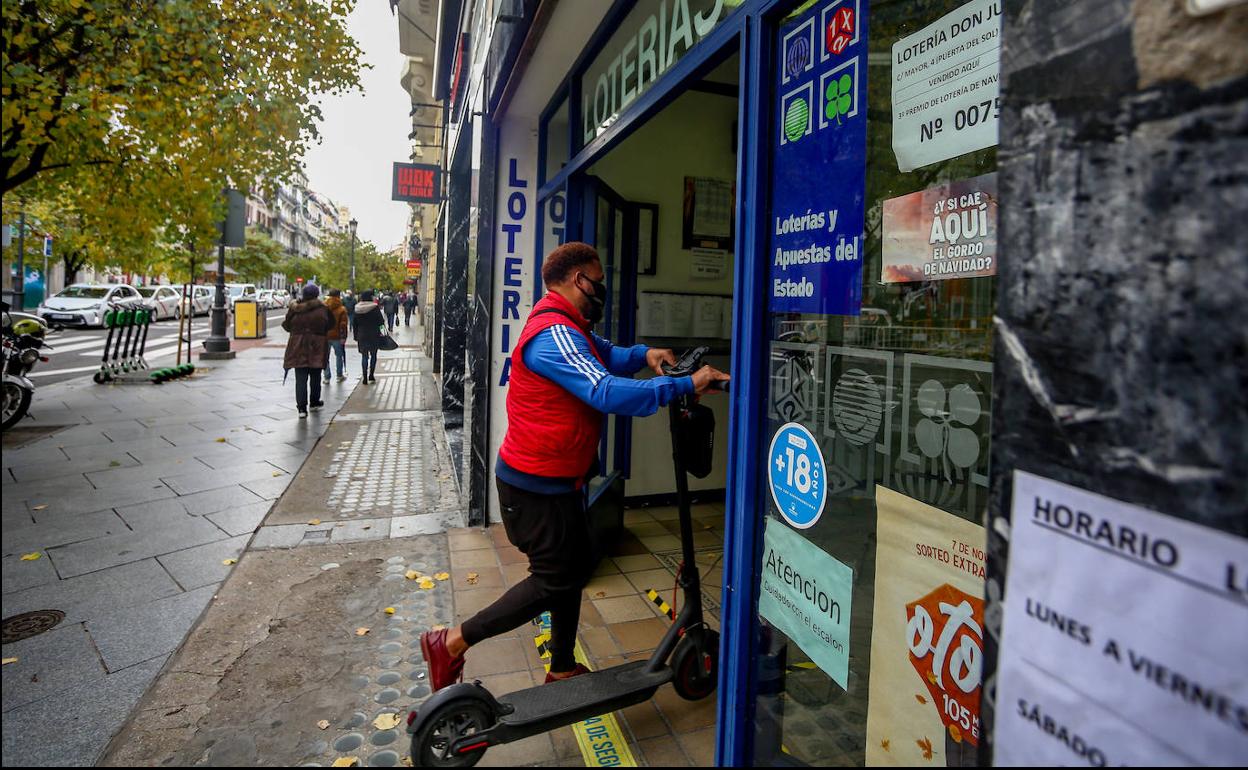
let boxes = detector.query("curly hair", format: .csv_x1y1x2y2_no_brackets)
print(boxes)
541,241,600,287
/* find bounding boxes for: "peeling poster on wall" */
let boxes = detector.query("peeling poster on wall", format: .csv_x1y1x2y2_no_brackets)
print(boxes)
865,486,987,767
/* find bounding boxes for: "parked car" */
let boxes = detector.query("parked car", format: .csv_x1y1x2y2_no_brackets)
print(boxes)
225,283,258,310
137,285,182,321
37,283,142,328
181,285,213,317
258,289,288,309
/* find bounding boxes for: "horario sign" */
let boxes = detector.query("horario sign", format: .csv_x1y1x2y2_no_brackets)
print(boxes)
391,162,441,204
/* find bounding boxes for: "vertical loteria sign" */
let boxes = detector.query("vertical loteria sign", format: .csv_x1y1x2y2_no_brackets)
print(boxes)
769,0,869,315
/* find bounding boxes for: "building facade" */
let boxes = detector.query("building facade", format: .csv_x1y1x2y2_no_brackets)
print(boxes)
412,0,1248,765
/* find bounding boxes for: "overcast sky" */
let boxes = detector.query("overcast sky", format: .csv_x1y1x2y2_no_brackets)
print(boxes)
303,2,410,251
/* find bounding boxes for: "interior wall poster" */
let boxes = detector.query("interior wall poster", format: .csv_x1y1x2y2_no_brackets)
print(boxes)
682,176,734,251
771,0,869,315
866,485,987,767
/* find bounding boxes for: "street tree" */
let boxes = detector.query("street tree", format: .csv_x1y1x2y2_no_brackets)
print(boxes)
2,0,364,261
231,228,286,284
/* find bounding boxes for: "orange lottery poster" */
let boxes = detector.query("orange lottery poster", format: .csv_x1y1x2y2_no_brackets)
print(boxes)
866,486,987,767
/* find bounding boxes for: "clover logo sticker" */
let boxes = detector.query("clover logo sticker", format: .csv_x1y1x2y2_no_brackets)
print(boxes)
914,379,981,477
825,72,854,125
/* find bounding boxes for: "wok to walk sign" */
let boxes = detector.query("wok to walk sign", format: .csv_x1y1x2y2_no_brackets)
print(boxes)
392,162,441,204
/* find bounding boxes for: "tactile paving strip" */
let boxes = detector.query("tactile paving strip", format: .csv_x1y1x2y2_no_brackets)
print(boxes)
322,415,460,519
357,375,424,412
303,548,455,767
379,357,423,373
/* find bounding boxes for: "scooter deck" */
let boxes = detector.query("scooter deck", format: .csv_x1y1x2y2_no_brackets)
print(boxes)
497,661,672,731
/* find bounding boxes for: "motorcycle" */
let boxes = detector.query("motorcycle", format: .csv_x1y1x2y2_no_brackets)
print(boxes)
1,301,50,431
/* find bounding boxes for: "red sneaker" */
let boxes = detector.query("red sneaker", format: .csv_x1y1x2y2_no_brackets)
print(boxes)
420,628,465,692
544,663,591,684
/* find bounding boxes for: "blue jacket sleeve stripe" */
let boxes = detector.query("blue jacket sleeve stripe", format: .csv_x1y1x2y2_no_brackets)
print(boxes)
550,326,604,386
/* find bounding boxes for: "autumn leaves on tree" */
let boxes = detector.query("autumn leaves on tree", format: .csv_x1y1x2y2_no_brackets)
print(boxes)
1,0,365,276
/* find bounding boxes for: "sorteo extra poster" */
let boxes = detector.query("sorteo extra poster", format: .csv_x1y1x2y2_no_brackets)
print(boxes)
865,486,987,767
882,173,997,284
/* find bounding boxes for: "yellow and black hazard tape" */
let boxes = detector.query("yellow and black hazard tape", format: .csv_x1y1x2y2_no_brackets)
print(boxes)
645,588,676,621
531,612,638,767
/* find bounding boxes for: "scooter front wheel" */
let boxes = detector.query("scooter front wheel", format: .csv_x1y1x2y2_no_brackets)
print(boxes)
672,628,720,701
411,700,493,768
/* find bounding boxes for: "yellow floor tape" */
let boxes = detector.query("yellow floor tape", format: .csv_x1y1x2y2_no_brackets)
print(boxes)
533,614,639,767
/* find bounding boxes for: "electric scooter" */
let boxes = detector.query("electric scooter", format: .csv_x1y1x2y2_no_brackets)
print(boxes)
407,346,726,767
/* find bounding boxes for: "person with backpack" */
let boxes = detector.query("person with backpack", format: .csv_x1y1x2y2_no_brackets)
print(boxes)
281,284,335,418
403,290,417,326
352,290,384,384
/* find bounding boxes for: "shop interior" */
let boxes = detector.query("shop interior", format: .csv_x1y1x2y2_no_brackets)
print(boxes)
568,52,742,643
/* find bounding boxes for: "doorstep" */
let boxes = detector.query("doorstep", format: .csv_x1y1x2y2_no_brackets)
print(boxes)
445,500,726,768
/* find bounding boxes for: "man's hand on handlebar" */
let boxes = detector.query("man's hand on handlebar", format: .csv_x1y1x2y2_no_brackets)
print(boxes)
646,347,678,376
690,365,731,394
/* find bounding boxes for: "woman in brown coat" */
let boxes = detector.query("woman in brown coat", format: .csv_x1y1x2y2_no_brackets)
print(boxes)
282,284,335,418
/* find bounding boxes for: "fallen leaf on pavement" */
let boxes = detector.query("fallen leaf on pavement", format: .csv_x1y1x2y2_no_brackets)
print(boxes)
355,627,370,636
595,591,606,598
19,553,41,561
417,577,436,590
434,572,449,581
466,572,479,585
405,570,422,580
272,471,282,477
317,719,330,730
401,756,413,767
384,607,396,615
222,559,237,565
109,460,121,467
432,624,445,631
308,519,321,526
373,713,401,730
2,657,17,665
215,437,227,443
915,693,927,704
32,504,48,511
331,758,359,767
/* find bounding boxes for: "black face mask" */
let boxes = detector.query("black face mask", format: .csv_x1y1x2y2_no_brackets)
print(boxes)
578,273,607,324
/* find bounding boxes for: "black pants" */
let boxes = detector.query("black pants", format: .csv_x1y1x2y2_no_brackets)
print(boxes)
403,306,413,325
294,367,321,410
360,346,378,379
461,478,599,672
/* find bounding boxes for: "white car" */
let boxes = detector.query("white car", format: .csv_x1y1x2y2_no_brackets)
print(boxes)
180,285,213,317
137,285,182,321
225,283,258,310
37,283,142,328
258,289,289,309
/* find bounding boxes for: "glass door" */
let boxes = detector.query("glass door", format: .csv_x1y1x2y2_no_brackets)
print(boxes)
750,0,998,765
580,175,641,496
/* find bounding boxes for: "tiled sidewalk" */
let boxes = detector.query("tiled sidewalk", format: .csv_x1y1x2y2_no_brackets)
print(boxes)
445,500,726,767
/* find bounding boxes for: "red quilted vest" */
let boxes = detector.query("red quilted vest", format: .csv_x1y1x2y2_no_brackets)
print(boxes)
499,292,604,481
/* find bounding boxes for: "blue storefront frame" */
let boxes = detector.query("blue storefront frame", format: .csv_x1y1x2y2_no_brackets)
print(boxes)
524,1,807,765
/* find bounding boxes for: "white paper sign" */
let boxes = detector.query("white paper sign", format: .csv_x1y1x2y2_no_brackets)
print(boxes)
994,471,1248,766
690,247,728,279
891,0,1002,172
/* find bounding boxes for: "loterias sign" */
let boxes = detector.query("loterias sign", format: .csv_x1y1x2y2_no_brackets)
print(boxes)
392,162,441,204
581,0,731,145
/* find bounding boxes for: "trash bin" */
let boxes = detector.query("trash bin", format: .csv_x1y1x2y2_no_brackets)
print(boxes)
233,298,267,339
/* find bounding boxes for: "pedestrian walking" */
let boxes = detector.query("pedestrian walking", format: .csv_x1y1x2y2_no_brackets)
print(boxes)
403,290,416,326
353,290,384,383
343,289,357,333
281,284,335,419
323,288,349,383
382,291,399,331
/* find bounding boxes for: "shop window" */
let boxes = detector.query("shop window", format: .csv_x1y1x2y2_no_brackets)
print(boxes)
543,95,569,184
753,0,999,765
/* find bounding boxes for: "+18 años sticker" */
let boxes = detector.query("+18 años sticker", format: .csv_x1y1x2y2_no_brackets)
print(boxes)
768,422,828,529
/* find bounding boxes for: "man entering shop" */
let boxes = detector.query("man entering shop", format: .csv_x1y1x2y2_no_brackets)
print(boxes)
420,242,729,691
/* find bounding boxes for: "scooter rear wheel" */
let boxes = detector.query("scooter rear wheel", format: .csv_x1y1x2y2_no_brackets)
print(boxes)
410,700,493,768
1,382,32,431
672,629,720,701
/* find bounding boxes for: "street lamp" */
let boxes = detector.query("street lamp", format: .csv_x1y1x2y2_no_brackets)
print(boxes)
349,218,358,293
